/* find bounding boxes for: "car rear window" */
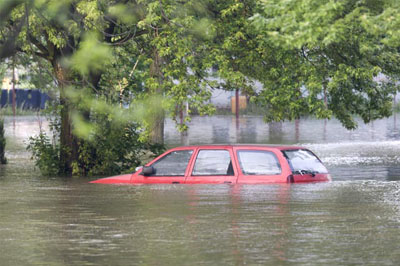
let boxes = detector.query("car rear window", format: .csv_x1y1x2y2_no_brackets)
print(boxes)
283,149,328,174
237,150,281,175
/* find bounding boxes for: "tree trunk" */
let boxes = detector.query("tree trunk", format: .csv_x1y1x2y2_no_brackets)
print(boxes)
12,57,16,118
149,43,165,145
0,118,6,164
149,110,164,144
54,62,79,175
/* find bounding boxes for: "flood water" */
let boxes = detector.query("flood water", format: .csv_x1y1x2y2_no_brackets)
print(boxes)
1,115,400,265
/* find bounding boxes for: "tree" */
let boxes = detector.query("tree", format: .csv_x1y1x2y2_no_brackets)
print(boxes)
117,0,216,138
2,0,400,176
1,0,216,175
251,0,400,129
0,0,145,174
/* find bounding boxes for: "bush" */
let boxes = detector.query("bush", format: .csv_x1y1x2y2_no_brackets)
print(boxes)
27,116,164,177
72,119,164,176
27,133,60,176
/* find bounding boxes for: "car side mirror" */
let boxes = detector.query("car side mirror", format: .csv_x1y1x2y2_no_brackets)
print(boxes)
141,166,155,176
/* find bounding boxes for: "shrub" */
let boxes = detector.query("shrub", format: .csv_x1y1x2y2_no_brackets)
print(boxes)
27,133,60,176
27,117,164,177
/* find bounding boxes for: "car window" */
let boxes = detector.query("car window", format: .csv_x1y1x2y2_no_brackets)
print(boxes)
192,150,234,176
283,149,328,174
237,150,281,175
151,150,193,176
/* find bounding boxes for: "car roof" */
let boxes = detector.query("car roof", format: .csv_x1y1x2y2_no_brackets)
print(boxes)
170,144,305,151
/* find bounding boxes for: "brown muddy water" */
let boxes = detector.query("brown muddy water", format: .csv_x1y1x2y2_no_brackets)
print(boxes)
1,115,400,265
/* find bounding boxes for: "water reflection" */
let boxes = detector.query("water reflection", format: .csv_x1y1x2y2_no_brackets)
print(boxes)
168,115,400,182
4,114,400,147
1,176,400,265
165,115,400,145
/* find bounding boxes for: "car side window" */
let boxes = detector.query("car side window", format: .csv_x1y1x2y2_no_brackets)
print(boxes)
237,150,281,175
192,150,234,176
151,150,193,176
283,149,328,174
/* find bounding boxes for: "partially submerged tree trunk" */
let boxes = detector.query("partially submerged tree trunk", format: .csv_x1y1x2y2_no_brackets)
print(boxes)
53,61,79,175
0,118,6,164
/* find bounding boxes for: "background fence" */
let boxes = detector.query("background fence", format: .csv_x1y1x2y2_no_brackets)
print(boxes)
0,89,49,109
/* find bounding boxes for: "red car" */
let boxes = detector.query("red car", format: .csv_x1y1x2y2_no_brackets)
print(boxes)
91,145,331,185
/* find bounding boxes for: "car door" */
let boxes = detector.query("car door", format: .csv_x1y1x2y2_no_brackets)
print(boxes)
235,148,290,184
185,148,238,184
138,148,194,184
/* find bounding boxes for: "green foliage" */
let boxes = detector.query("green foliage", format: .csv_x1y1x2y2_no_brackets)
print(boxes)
131,0,217,131
360,0,400,47
206,0,259,95
69,32,112,76
251,0,400,129
27,133,59,175
27,113,164,176
74,117,164,176
0,118,6,164
2,0,400,177
0,61,6,81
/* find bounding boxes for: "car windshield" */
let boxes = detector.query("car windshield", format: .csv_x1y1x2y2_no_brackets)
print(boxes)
283,149,328,174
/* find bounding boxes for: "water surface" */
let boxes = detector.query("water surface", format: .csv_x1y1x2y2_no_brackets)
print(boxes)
1,115,400,265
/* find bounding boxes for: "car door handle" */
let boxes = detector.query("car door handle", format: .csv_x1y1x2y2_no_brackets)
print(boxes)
224,181,232,184
172,181,180,184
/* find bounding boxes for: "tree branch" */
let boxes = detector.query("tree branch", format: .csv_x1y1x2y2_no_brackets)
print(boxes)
27,33,49,57
158,0,184,27
0,11,26,59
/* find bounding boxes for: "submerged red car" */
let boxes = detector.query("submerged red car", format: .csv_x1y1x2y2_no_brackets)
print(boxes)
91,145,331,185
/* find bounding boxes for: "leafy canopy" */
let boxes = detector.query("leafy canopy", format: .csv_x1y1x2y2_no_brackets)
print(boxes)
251,0,400,129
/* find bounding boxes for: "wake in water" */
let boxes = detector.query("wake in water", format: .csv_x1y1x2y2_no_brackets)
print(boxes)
304,141,400,181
